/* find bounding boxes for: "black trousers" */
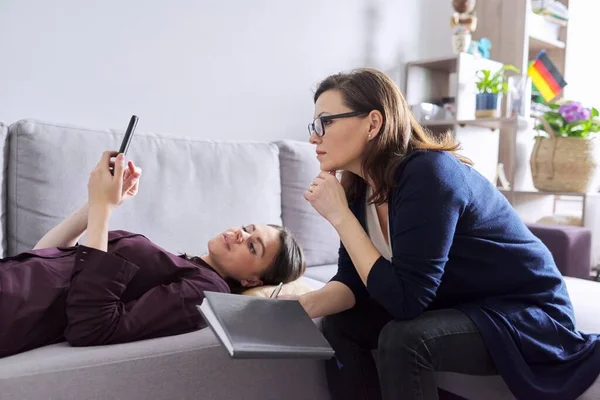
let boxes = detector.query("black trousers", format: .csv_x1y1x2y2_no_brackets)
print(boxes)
322,299,497,400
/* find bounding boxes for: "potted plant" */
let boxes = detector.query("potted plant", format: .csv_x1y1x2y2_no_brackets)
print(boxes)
530,101,600,193
475,64,519,118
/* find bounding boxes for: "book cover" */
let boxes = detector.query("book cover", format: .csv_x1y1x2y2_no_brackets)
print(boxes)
197,291,334,359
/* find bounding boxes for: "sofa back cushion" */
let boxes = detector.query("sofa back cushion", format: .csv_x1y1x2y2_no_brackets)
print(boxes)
6,119,282,256
0,122,8,257
275,140,340,267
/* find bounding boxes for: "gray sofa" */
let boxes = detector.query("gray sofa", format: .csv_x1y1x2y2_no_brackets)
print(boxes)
0,119,598,400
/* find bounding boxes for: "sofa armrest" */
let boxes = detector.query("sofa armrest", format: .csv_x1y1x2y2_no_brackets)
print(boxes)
526,223,592,279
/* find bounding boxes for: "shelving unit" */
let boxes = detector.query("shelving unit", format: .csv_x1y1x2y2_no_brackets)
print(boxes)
529,34,566,52
404,52,509,183
475,1,561,147
405,1,600,275
405,56,460,72
471,0,570,75
469,0,600,272
421,117,532,131
403,51,541,186
471,0,575,199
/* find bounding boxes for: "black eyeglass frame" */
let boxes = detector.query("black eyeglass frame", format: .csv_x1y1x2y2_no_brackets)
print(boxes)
307,111,368,137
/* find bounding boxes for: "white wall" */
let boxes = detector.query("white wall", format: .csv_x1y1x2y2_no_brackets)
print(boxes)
416,0,454,60
0,0,428,141
563,0,600,109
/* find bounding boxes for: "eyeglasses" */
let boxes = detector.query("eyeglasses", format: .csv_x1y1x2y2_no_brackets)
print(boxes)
307,111,368,137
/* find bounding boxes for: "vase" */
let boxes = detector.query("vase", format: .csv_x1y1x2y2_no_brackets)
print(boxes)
530,135,600,193
452,31,471,54
475,93,502,118
505,75,532,118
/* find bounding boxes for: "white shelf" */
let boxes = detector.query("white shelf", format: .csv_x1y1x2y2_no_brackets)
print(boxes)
529,34,566,53
405,56,458,73
420,117,532,130
528,10,566,54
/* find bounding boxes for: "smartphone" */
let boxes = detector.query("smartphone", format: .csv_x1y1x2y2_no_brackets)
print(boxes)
119,115,138,155
110,115,138,175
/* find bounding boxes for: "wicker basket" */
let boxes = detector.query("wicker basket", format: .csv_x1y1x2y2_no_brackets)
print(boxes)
530,135,600,193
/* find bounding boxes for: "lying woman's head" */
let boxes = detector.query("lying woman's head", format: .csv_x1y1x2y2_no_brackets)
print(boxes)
200,224,305,293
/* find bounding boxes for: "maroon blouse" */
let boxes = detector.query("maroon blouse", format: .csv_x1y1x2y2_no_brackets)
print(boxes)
0,230,229,358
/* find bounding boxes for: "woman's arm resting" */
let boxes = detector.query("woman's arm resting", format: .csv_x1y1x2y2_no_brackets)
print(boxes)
33,202,89,250
332,211,382,285
300,281,356,319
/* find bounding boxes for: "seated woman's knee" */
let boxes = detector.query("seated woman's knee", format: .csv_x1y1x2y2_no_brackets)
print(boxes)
378,317,431,355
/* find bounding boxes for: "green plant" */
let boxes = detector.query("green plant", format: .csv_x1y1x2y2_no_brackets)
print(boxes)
535,101,600,138
475,64,520,94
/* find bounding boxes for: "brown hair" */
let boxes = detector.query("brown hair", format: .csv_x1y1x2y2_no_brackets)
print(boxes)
314,67,472,205
261,224,306,284
183,224,306,294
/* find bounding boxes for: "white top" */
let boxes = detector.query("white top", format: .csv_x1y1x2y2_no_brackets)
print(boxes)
365,186,392,262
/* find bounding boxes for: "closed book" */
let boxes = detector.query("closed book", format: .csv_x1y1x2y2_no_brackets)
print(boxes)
196,291,334,359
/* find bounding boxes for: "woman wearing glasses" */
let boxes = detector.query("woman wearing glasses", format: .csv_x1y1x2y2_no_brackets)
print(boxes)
280,68,600,400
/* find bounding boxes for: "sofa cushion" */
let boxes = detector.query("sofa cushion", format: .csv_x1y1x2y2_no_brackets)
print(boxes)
0,327,330,400
275,140,340,267
563,276,600,333
300,275,328,291
303,264,337,283
435,277,600,399
6,119,282,256
0,122,8,257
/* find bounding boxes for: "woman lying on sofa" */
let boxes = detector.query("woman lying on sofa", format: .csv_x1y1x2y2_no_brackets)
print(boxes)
0,151,305,359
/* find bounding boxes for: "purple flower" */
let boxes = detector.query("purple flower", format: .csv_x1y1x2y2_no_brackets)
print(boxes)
559,102,591,123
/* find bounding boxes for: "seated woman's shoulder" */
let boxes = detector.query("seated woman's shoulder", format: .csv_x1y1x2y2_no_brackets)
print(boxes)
405,149,460,164
399,150,465,180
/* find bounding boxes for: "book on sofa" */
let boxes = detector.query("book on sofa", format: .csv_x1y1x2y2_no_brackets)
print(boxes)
197,291,334,359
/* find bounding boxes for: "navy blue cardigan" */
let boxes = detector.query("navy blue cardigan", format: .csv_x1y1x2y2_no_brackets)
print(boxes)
331,149,600,399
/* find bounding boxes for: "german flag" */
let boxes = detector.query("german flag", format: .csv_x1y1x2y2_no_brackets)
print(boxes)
528,51,567,102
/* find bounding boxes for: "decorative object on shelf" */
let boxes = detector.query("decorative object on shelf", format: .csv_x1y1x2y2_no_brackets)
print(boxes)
530,101,600,193
451,0,477,31
531,0,569,24
441,97,456,119
530,0,568,43
496,163,510,189
530,12,563,41
475,64,519,118
506,75,532,118
452,27,472,54
450,0,477,54
468,37,492,59
410,102,453,122
527,50,567,103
